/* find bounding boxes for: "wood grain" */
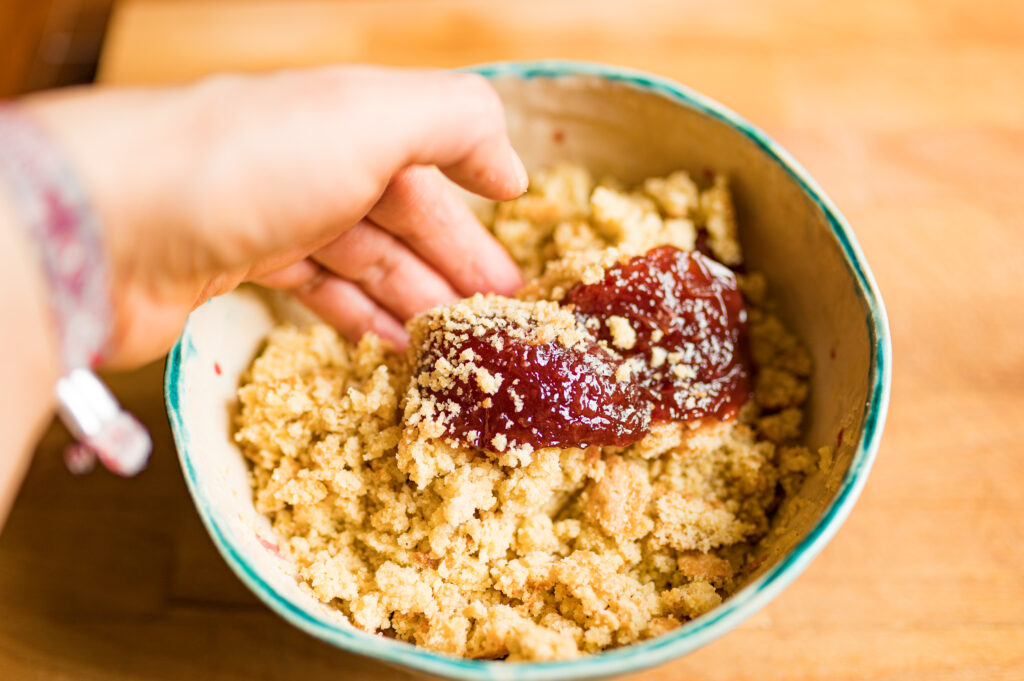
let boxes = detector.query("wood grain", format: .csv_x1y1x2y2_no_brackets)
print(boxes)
2,0,1023,679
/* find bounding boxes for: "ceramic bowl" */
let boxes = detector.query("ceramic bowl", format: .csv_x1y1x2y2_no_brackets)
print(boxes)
165,60,891,680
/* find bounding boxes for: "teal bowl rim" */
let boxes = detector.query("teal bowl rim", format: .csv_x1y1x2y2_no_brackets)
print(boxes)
164,59,891,681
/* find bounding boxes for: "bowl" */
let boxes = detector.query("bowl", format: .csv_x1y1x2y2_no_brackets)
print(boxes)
165,60,891,680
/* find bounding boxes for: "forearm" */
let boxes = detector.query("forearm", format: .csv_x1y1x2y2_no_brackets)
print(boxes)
0,185,60,525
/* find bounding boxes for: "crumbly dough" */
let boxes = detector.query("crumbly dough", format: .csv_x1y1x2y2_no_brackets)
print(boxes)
235,164,815,660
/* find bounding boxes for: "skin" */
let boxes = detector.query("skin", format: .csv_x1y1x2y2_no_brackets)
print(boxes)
0,65,527,526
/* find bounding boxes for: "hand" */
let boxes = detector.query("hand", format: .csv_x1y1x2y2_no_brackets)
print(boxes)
23,66,527,368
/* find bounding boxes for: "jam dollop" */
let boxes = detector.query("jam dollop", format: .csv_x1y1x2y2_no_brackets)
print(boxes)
413,246,751,453
564,246,750,422
413,306,650,452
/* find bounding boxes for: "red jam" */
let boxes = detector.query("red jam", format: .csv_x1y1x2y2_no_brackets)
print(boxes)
564,246,751,422
419,329,650,451
421,246,750,452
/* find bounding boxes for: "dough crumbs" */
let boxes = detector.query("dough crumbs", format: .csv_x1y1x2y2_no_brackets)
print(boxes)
235,164,814,661
403,293,650,453
606,315,637,350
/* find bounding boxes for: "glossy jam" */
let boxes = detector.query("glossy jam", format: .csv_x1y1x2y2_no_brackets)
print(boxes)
420,330,650,451
423,246,750,452
565,246,751,421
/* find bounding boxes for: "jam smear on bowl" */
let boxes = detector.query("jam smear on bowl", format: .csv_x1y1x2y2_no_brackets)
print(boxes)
565,246,751,422
417,324,650,451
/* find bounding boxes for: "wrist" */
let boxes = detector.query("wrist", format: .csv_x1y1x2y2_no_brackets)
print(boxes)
19,87,189,367
0,183,60,522
0,103,152,480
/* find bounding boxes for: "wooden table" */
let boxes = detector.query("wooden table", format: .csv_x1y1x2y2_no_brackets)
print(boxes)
2,1,1023,679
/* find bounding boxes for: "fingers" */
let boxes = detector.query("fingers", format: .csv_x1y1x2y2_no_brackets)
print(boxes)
256,263,410,349
368,166,523,297
252,165,527,348
254,213,470,349
198,67,534,353
244,70,529,349
298,276,410,349
177,67,529,270
251,258,321,290
410,73,529,200
311,218,460,319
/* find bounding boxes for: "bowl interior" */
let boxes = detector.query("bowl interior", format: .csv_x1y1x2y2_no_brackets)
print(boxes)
166,62,888,681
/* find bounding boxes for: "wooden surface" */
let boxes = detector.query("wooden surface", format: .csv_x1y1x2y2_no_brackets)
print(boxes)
0,0,115,96
2,0,1023,679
